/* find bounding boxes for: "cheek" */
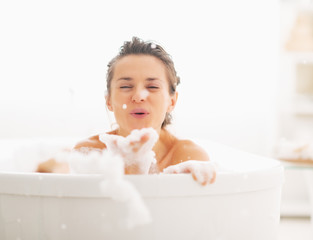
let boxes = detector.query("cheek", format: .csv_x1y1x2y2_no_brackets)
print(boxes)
155,93,171,111
111,92,128,108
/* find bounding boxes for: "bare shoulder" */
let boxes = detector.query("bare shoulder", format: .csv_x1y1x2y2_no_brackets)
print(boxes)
74,135,106,151
171,139,210,164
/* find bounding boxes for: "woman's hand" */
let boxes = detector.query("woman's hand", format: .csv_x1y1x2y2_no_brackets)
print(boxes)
99,128,159,174
163,160,216,185
36,158,69,173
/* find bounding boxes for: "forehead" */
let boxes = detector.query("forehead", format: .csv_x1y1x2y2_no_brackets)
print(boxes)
113,55,167,80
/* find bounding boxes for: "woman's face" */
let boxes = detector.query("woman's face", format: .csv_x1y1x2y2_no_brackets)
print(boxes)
106,55,178,137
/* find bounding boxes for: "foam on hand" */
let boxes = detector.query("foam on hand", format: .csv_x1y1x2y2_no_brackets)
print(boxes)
8,129,159,229
68,128,159,228
70,128,159,228
163,160,216,185
99,128,159,174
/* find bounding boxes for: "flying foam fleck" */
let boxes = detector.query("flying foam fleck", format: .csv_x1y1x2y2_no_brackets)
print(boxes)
140,90,149,99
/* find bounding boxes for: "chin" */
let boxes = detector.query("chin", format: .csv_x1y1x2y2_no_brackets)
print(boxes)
128,124,157,132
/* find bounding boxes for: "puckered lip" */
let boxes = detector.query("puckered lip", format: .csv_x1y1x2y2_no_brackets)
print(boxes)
130,108,149,118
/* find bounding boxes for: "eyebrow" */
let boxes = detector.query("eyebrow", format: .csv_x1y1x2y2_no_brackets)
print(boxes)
117,77,160,81
146,77,159,81
117,77,132,81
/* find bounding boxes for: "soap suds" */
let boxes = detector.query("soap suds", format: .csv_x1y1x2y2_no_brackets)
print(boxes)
69,148,152,228
163,160,216,185
139,90,149,100
99,128,158,174
70,128,159,228
9,128,160,229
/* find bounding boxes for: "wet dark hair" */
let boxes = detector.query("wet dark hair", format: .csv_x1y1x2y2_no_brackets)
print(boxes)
106,37,180,128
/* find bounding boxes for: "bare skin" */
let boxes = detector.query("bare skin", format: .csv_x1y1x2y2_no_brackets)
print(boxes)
37,54,216,185
36,128,215,184
73,128,210,172
36,158,70,173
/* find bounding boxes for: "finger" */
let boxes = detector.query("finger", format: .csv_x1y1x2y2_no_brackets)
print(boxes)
130,133,150,153
170,161,191,173
163,166,178,174
191,172,198,182
209,170,217,184
191,169,209,186
107,139,119,153
201,164,216,185
140,133,149,144
100,134,119,151
130,141,141,153
200,172,210,186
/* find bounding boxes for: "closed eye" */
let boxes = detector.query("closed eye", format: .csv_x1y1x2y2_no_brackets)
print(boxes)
147,86,159,89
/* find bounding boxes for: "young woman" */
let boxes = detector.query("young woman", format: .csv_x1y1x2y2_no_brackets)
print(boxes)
37,37,216,185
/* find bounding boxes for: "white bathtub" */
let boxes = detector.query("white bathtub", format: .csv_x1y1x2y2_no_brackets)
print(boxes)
0,138,284,240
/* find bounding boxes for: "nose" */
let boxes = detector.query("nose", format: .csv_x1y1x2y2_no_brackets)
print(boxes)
131,88,148,103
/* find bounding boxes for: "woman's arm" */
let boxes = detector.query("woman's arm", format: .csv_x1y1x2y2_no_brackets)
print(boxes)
74,135,106,151
170,140,210,164
163,140,216,185
36,136,105,173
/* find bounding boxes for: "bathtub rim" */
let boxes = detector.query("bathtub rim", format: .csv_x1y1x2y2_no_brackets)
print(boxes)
0,164,284,198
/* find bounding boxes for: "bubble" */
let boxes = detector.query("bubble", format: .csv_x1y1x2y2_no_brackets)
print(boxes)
122,104,127,110
61,224,67,230
140,90,149,99
151,43,156,49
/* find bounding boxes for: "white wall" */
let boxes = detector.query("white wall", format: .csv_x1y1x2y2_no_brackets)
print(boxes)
0,0,280,156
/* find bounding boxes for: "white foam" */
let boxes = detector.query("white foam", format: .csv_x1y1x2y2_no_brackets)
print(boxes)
140,90,149,100
8,129,159,229
68,128,160,228
99,177,151,229
10,143,71,172
71,128,159,228
163,160,216,185
99,128,159,174
69,149,152,228
122,104,127,110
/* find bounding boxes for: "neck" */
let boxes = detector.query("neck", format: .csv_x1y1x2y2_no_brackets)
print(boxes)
153,128,175,162
116,126,162,137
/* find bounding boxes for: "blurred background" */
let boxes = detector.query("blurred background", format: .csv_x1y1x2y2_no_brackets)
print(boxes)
1,0,313,237
0,0,279,156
